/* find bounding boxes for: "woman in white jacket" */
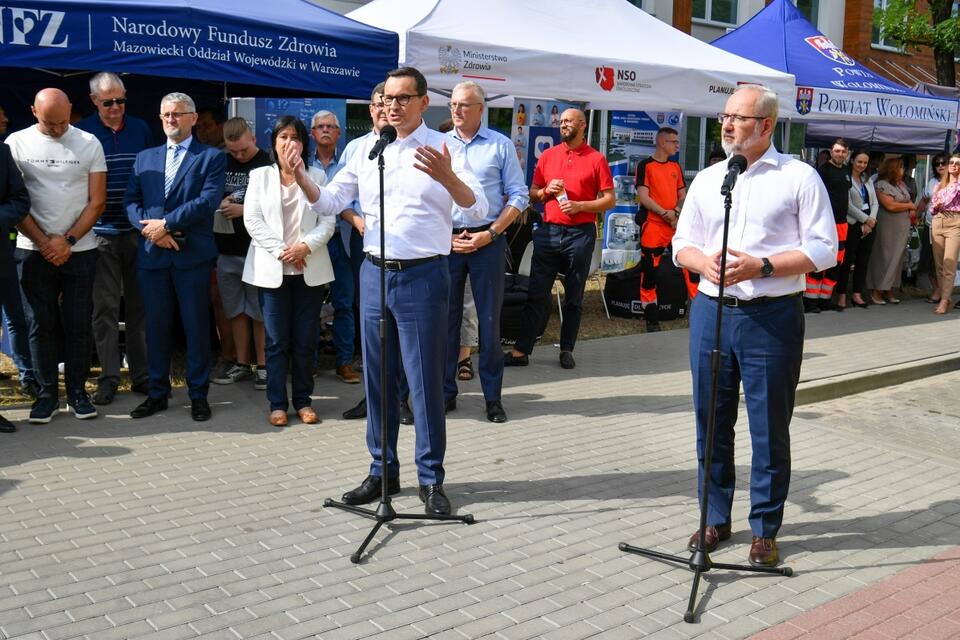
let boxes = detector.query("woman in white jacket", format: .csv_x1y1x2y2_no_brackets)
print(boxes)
243,116,336,426
837,150,878,309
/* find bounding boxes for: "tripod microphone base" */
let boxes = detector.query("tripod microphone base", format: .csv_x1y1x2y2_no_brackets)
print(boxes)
619,542,792,622
324,498,475,564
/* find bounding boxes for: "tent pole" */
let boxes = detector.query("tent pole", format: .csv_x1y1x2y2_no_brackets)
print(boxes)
784,119,792,154
587,109,595,148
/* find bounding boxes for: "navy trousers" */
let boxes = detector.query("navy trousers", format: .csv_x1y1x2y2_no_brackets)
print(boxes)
139,262,214,401
444,236,506,403
360,256,449,485
688,293,804,538
260,275,324,412
17,249,97,400
515,222,595,355
325,232,355,368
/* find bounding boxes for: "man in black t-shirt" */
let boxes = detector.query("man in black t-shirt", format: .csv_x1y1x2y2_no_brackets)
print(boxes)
211,117,272,387
805,138,850,313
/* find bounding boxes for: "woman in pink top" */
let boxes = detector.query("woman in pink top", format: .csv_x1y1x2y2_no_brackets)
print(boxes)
930,153,960,314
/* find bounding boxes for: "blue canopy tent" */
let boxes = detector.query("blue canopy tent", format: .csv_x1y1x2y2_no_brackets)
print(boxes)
0,0,398,131
711,0,958,150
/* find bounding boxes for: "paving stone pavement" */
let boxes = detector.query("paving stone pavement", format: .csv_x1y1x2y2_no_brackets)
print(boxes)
0,300,958,639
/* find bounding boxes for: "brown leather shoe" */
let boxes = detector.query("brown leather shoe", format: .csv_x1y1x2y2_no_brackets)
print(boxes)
686,523,732,552
297,406,320,424
269,410,288,427
336,364,361,384
748,536,779,567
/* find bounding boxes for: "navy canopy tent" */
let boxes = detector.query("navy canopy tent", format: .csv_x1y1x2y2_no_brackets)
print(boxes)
711,0,959,130
1,0,398,136
0,0,397,97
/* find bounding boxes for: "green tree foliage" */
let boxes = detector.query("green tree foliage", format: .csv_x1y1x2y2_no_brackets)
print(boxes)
874,0,958,86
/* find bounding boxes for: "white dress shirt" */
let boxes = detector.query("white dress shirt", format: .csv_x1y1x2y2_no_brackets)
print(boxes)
309,121,488,259
673,144,837,299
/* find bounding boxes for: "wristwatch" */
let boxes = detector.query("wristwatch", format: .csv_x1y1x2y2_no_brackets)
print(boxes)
65,234,77,246
760,257,774,278
488,228,500,242
163,220,172,234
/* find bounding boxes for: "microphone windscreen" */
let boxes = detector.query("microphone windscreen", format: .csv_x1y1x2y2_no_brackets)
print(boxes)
728,154,747,173
380,125,398,144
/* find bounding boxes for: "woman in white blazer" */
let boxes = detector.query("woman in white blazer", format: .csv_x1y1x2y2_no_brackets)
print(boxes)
243,116,336,427
837,150,879,309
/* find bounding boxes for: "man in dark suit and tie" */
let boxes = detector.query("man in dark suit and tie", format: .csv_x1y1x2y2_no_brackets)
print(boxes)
124,92,225,421
0,140,31,432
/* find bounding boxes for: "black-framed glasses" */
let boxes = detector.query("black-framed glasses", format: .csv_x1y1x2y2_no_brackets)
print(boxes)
160,111,195,120
934,161,946,167
101,98,127,107
381,94,421,107
717,112,767,124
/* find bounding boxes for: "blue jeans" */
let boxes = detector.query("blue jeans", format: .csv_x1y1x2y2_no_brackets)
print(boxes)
688,294,804,538
516,222,596,354
260,276,324,412
326,232,356,367
2,253,35,387
17,248,97,400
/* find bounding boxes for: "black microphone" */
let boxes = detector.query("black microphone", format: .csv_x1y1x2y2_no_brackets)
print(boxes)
368,125,398,160
720,154,748,196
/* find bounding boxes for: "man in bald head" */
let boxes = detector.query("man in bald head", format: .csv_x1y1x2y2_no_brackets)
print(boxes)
504,108,614,370
6,88,107,424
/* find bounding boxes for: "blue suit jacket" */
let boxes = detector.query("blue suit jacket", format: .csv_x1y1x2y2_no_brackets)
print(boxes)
0,142,30,275
124,138,225,270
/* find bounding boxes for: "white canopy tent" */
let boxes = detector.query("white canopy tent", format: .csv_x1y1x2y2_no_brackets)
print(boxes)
347,0,796,116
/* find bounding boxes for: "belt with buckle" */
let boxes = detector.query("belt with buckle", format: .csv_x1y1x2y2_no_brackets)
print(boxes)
708,292,801,307
366,254,441,271
451,223,491,234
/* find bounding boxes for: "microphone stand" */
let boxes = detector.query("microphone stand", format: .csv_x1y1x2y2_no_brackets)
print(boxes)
618,175,792,623
324,143,475,564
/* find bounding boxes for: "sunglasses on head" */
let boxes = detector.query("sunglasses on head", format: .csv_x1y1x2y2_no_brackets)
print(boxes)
101,98,127,107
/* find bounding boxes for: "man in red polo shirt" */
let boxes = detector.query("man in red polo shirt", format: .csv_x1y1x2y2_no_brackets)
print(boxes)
504,108,614,370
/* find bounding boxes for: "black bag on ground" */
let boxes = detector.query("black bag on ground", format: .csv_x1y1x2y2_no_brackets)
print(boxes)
655,246,687,321
603,264,643,319
500,272,529,344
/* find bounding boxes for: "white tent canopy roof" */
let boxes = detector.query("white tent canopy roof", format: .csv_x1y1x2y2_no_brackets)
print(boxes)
348,0,797,116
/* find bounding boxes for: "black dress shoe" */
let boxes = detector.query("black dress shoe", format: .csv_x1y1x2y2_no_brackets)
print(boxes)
130,381,150,395
503,352,529,367
486,400,507,423
559,351,576,369
0,415,16,433
444,397,456,413
130,396,168,419
399,399,414,425
92,382,118,405
342,397,367,420
419,484,451,515
341,475,400,505
191,398,212,422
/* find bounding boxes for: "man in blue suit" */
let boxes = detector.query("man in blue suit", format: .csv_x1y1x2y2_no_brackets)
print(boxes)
124,92,225,422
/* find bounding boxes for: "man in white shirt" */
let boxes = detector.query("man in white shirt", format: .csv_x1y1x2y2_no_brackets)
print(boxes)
672,85,836,568
8,88,106,424
298,67,488,516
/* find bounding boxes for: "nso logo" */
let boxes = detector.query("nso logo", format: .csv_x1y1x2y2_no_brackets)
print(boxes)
0,7,69,48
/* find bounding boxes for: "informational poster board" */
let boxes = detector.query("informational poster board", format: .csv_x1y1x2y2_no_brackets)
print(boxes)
511,98,582,184
601,110,683,273
254,98,347,161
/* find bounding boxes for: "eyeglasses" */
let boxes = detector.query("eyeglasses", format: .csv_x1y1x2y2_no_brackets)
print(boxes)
559,119,582,126
447,101,481,111
381,94,421,107
312,124,338,130
101,98,127,107
160,111,195,120
717,113,768,124
934,162,946,167
370,102,386,111
949,160,960,166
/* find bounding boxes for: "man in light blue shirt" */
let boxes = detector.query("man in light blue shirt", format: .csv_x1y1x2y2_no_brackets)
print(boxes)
445,81,528,423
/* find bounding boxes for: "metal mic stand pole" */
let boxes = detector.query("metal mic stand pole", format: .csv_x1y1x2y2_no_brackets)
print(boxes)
324,147,474,564
618,181,792,623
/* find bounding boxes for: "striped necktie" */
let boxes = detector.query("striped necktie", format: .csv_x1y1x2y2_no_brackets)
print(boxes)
164,144,184,197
